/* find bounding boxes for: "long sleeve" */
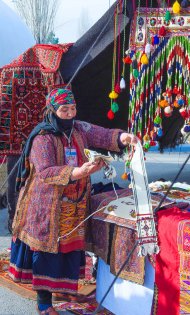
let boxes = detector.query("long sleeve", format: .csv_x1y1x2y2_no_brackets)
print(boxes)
30,134,73,185
76,121,123,152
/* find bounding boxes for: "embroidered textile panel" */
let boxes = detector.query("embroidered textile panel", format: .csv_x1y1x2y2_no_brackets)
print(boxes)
0,77,47,154
130,8,190,51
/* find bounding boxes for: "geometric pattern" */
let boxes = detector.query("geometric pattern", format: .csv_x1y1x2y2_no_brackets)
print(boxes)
0,44,72,155
130,7,190,51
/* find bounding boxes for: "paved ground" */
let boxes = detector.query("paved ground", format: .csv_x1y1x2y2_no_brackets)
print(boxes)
0,149,190,314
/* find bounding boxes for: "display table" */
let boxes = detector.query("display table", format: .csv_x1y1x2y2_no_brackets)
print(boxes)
88,188,190,315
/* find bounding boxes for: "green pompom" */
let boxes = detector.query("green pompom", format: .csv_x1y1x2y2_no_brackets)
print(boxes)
111,102,119,113
154,116,162,124
133,69,139,78
144,143,150,149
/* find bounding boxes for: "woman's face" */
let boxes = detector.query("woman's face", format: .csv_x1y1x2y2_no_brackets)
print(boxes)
56,104,77,119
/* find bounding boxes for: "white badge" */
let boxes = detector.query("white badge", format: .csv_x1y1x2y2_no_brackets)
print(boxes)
64,147,78,167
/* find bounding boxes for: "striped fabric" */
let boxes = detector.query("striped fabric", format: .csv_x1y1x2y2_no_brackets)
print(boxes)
130,141,159,256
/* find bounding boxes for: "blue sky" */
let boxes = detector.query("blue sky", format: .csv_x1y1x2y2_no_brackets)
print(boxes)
3,0,116,43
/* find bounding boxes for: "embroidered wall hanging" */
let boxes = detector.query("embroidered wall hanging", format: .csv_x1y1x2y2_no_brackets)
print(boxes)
127,7,190,146
0,44,72,155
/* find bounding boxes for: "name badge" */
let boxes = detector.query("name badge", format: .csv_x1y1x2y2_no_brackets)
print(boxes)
64,147,78,167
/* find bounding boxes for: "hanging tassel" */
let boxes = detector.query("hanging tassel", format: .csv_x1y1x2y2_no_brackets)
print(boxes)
120,77,126,89
140,53,149,65
123,56,132,64
145,43,152,55
114,83,121,94
164,106,173,117
111,102,119,113
133,69,139,78
121,172,128,180
157,128,163,137
107,110,115,120
173,85,179,94
153,35,159,45
179,107,188,119
172,1,181,14
109,91,118,99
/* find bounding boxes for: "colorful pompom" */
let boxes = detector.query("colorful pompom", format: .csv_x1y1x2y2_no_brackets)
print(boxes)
111,102,119,113
120,78,126,89
159,26,166,37
107,110,115,120
140,53,149,65
121,172,128,180
109,91,118,99
114,83,121,94
123,56,132,64
164,106,173,117
133,69,139,78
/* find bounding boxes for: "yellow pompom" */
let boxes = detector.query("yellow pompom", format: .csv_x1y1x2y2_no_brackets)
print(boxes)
172,0,181,14
109,91,118,99
143,133,150,142
140,53,149,65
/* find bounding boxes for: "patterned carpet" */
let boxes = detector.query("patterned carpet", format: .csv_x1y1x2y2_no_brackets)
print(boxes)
55,293,113,315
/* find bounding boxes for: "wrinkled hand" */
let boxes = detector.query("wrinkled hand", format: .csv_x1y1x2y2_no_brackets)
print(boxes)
70,159,105,181
120,132,139,147
80,159,105,176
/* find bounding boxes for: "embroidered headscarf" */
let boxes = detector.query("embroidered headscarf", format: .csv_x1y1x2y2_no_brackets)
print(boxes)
16,88,76,192
46,88,76,111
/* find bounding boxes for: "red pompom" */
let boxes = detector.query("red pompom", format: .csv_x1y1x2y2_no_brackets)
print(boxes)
159,26,166,36
123,56,132,64
173,85,179,94
107,110,115,120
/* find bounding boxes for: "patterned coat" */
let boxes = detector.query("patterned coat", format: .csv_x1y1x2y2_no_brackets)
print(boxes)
13,121,122,253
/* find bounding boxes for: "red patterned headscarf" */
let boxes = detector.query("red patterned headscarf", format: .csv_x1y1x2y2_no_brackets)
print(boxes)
46,88,76,111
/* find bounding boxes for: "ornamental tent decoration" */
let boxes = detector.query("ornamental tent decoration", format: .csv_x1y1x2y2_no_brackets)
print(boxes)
0,43,72,155
127,5,190,149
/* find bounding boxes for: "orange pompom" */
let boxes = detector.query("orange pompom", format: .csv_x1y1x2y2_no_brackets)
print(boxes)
159,99,168,108
121,172,128,180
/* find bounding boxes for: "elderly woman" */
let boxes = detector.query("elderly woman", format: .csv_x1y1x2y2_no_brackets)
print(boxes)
9,88,137,315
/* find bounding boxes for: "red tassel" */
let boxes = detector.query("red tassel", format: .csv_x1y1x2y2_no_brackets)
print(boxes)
114,83,121,94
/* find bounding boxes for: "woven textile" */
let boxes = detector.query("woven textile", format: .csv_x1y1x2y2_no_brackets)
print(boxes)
55,293,113,315
152,207,190,315
89,188,174,285
178,220,190,314
130,8,190,51
0,44,71,155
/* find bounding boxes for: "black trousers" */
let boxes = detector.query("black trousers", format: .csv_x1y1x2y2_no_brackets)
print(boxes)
37,290,52,305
